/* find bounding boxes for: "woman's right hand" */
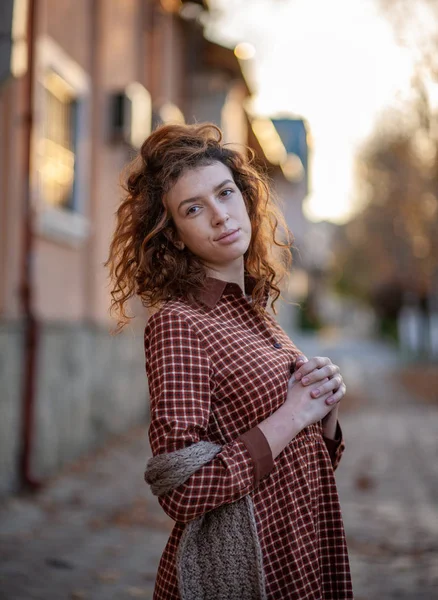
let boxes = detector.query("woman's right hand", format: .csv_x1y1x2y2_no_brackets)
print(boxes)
283,374,333,430
256,369,335,460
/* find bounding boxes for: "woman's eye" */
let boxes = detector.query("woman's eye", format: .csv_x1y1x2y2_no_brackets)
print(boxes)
220,189,233,197
186,205,200,215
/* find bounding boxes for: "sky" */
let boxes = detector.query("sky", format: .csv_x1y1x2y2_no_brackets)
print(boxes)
206,0,416,223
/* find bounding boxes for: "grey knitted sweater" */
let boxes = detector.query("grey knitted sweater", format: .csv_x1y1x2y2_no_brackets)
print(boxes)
144,441,267,600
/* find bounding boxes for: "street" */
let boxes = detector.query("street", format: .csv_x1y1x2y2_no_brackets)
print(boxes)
293,331,438,600
0,332,437,599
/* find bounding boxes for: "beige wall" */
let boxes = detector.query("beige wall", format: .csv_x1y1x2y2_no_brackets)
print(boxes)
149,8,186,109
0,78,27,319
29,0,150,326
0,0,243,326
86,0,145,326
32,0,92,322
42,0,90,71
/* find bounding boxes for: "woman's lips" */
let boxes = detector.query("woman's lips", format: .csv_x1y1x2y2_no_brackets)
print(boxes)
215,229,241,244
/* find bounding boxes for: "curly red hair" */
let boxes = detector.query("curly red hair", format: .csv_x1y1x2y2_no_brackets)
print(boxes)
105,122,294,332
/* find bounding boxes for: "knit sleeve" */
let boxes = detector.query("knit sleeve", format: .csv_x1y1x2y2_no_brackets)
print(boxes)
144,309,274,524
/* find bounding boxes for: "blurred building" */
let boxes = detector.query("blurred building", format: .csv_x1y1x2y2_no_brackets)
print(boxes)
247,113,312,329
0,0,310,496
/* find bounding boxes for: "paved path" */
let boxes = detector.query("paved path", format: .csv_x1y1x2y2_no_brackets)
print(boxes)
0,426,165,600
0,332,437,599
293,331,438,599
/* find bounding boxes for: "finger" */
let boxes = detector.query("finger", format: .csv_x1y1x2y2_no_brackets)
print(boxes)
295,356,332,380
300,364,339,386
325,383,346,405
306,377,330,394
310,375,343,398
294,354,308,369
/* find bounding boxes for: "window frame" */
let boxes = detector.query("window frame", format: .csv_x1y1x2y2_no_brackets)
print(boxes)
32,36,91,247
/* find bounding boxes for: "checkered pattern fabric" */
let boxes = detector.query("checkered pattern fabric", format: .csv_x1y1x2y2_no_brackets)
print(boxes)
144,277,353,599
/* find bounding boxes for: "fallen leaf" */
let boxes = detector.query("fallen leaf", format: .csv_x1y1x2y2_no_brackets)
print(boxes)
126,586,148,597
45,557,74,570
71,591,87,599
354,474,375,491
95,569,121,583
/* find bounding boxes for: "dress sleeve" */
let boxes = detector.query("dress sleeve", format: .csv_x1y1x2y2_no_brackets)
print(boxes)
322,421,345,471
144,310,274,524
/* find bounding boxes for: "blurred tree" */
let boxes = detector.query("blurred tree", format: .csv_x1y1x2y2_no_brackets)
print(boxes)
332,110,438,333
378,0,438,82
330,0,438,340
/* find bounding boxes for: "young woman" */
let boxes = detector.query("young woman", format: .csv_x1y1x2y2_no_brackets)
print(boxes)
106,123,353,599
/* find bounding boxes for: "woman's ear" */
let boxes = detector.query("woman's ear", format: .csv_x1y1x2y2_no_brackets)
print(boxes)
163,228,185,251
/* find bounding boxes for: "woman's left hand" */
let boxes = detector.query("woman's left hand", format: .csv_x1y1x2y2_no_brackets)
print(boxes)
293,354,346,407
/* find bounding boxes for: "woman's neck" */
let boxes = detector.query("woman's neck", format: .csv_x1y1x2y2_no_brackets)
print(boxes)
204,260,245,295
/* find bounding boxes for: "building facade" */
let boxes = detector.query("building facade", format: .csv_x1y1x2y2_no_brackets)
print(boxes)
0,0,310,496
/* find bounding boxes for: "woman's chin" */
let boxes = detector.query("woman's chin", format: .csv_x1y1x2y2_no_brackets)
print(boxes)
216,245,247,263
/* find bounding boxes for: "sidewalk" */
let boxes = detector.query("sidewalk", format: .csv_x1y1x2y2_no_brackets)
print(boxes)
0,426,166,600
290,331,438,599
338,369,438,600
1,334,437,599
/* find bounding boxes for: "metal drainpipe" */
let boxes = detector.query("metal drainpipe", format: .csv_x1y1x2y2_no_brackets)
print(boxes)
19,0,41,492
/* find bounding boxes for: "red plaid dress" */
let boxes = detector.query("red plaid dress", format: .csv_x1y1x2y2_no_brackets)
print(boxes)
144,275,353,599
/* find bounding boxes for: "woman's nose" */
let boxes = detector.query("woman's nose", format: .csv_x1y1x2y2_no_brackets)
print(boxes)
212,208,229,226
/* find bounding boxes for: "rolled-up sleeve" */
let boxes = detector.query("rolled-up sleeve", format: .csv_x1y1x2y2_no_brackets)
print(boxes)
144,310,273,524
323,421,345,471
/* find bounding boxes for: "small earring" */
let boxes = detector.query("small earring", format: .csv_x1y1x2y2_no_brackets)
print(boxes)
175,241,185,250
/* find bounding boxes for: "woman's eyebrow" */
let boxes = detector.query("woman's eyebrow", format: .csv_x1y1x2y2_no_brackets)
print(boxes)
178,179,234,211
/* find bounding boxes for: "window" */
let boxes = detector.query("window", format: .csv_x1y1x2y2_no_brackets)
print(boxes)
34,37,90,245
39,70,77,210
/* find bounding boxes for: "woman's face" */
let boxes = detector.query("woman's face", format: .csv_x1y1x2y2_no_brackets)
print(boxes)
164,161,252,274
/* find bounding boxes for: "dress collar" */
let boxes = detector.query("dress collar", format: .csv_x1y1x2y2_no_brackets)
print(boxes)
195,274,264,309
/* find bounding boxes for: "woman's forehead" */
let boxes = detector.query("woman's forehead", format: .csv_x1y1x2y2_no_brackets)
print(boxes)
165,162,234,207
